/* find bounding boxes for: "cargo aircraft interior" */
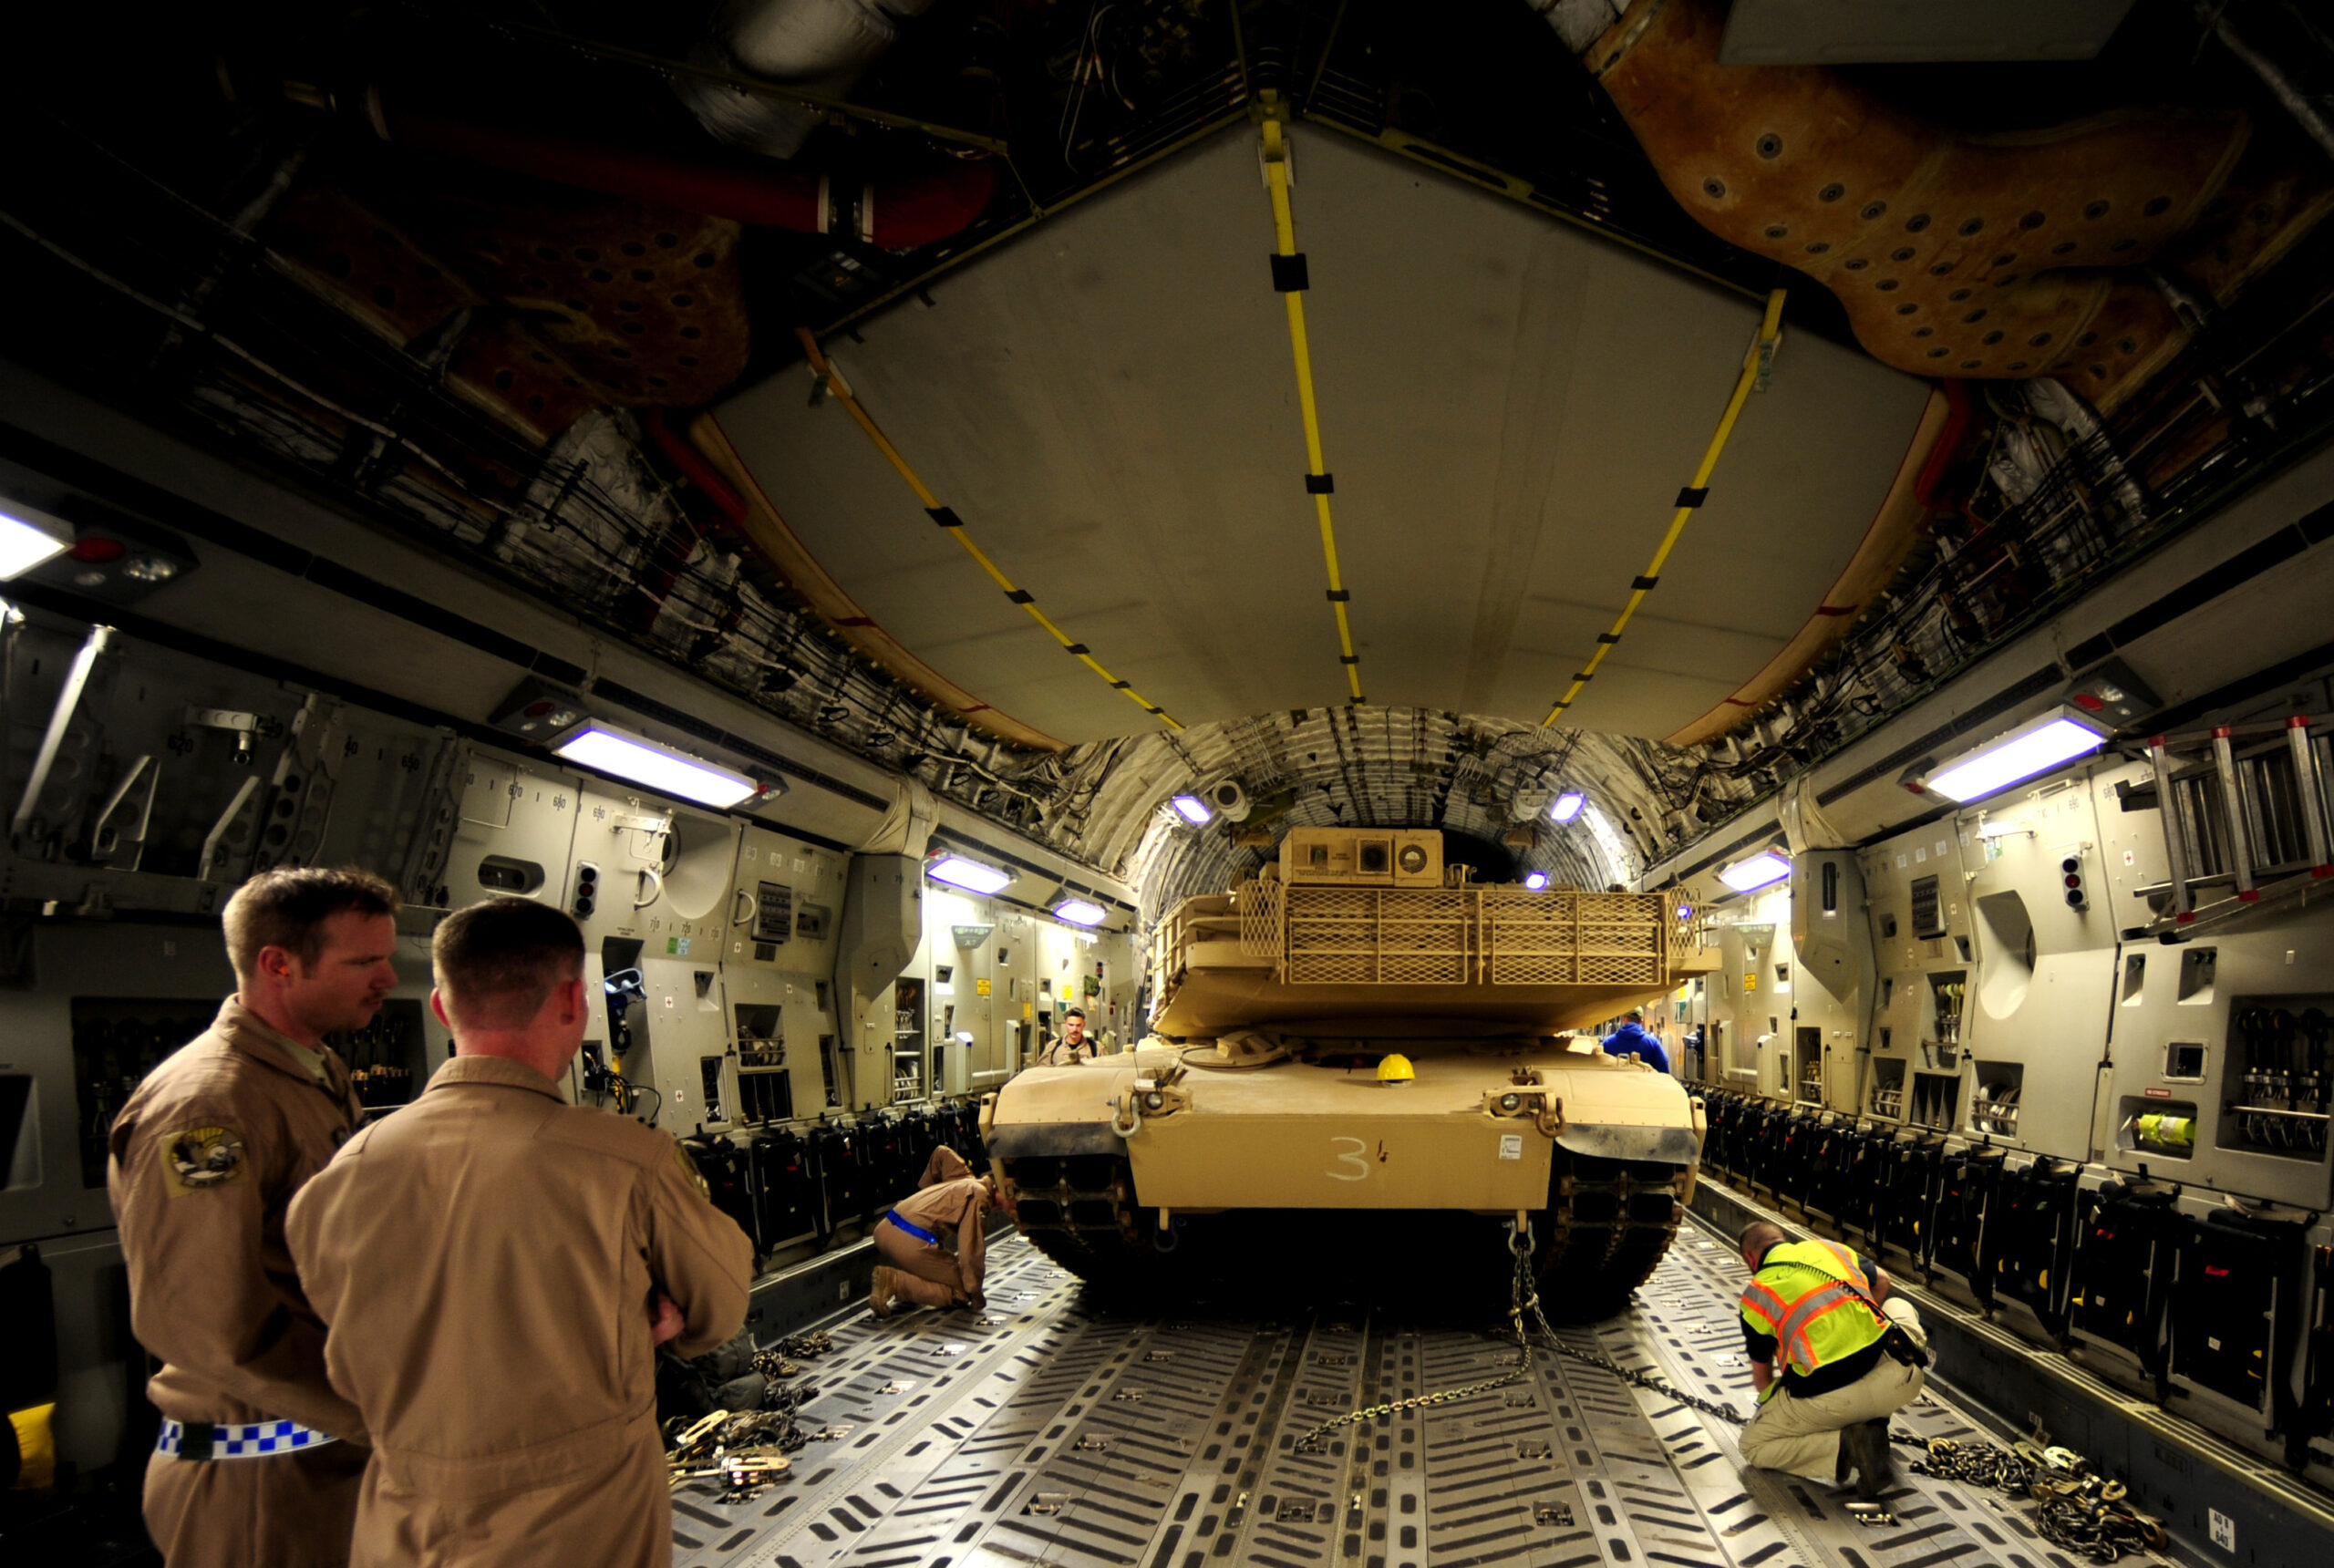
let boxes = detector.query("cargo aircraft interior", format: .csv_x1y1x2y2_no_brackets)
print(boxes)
5,2,2334,1565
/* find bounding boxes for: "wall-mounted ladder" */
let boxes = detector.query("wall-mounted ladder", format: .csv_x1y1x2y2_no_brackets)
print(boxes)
2145,715,2334,926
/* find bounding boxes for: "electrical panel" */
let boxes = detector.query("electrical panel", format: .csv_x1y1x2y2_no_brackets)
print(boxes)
752,881,793,946
2103,903,2334,1209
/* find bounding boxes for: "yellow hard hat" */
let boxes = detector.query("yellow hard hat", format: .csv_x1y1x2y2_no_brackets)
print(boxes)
1377,1052,1416,1085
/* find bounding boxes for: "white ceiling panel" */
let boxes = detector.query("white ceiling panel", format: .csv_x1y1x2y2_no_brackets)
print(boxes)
714,122,1932,743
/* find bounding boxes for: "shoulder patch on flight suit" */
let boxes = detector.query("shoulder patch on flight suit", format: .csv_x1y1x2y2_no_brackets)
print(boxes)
161,1124,248,1196
673,1140,712,1201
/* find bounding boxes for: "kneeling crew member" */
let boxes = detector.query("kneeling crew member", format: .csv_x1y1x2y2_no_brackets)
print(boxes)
872,1147,1006,1315
287,898,752,1568
1735,1220,1926,1497
110,866,398,1568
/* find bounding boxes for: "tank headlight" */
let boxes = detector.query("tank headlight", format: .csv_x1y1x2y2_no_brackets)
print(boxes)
1144,1091,1165,1110
1499,1092,1522,1112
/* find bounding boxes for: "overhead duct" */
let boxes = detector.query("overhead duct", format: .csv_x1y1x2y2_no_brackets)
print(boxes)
1551,0,2334,409
676,0,943,161
371,93,997,250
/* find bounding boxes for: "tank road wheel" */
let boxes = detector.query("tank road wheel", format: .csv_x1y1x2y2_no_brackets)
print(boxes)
1000,1154,1167,1292
1533,1150,1692,1318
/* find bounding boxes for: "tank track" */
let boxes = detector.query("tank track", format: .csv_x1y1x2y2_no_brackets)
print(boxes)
1003,1147,1692,1315
1532,1150,1692,1316
999,1152,1168,1289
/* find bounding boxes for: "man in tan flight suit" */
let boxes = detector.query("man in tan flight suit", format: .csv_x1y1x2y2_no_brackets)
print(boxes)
110,865,401,1568
287,897,752,1568
871,1143,1006,1315
1034,1006,1094,1067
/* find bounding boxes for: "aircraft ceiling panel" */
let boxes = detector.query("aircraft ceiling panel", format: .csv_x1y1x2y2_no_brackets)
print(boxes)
715,123,1931,743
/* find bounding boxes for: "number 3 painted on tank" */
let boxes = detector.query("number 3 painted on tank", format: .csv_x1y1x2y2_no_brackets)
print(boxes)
1327,1136,1369,1181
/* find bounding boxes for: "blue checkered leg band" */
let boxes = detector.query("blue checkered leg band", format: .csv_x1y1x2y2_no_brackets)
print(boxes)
157,1418,339,1460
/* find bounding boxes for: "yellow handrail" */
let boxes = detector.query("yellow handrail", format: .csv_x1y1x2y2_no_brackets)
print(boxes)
1260,112,1365,706
1542,289,1787,726
795,327,1183,730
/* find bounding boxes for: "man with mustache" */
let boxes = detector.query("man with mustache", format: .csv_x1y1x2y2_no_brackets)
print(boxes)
1035,1006,1095,1067
110,865,401,1566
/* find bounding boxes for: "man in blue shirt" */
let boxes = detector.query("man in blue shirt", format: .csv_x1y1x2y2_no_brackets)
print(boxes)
1600,1009,1670,1073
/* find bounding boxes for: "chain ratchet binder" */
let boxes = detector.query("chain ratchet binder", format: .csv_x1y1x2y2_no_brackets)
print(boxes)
665,1330,841,1501
1909,1437,2167,1561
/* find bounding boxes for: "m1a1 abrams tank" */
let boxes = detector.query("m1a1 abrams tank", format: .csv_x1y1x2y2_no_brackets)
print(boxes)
982,826,1717,1314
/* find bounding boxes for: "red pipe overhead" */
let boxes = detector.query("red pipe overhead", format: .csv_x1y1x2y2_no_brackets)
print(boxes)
1912,379,1976,510
371,92,998,251
650,413,749,521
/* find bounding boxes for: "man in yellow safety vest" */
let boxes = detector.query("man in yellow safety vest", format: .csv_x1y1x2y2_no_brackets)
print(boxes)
1735,1219,1928,1497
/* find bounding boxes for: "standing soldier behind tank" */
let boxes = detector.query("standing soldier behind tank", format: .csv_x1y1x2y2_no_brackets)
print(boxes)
1035,1006,1095,1066
287,897,751,1567
1599,1008,1671,1073
871,1143,1010,1315
109,866,400,1568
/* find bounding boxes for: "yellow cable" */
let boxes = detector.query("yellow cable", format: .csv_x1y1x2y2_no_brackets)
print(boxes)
795,328,1182,730
1541,289,1787,727
1261,115,1365,704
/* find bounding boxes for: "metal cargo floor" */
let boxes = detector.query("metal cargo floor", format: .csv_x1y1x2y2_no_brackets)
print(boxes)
673,1215,2165,1568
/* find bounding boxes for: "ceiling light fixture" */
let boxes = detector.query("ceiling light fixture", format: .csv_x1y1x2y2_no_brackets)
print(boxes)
553,722,759,808
1523,872,1550,891
927,854,1014,895
1718,851,1792,893
1548,791,1585,822
0,500,73,581
1919,710,2110,803
1053,897,1107,927
1170,794,1213,825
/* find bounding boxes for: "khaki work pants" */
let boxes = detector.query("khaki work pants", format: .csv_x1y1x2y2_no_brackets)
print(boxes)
1740,1297,1928,1480
875,1220,972,1308
350,1430,669,1568
144,1438,367,1568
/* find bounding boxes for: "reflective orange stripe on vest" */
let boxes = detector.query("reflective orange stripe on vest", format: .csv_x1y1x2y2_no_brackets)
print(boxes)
1740,1240,1888,1377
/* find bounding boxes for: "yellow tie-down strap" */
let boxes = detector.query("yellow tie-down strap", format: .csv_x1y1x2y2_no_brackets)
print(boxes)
1543,289,1787,727
796,327,1183,731
1260,111,1365,707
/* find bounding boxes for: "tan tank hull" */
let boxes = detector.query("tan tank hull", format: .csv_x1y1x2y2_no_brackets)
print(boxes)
989,1043,1695,1212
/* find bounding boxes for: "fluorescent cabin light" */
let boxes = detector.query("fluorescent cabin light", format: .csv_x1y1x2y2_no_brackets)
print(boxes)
1719,852,1791,893
1548,791,1585,822
1924,712,2108,803
1053,898,1107,927
928,854,1012,895
0,502,72,580
553,723,758,808
1523,872,1550,891
1170,794,1213,825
